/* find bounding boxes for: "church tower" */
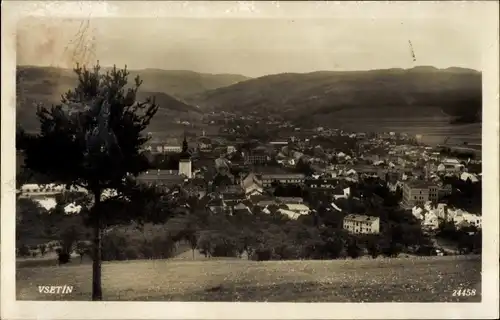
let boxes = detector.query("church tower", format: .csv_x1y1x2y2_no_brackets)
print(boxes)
179,134,192,179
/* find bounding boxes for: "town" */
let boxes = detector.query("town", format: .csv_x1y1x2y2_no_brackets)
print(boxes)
8,3,492,309
16,110,482,263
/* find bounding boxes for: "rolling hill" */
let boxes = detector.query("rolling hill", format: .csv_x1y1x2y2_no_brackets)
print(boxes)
16,66,247,131
16,66,250,99
16,66,249,132
189,66,482,128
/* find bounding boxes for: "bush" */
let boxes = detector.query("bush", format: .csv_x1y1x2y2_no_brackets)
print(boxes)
347,240,362,259
252,246,273,261
272,244,299,260
58,252,71,265
382,243,403,257
39,244,47,256
17,244,31,257
101,226,176,261
367,242,381,258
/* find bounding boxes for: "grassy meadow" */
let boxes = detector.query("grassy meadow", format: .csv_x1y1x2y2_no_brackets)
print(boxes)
17,255,481,302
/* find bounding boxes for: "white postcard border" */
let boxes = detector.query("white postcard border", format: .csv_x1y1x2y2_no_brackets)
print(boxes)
2,1,499,319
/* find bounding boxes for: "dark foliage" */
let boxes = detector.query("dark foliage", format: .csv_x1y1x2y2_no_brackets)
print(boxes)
57,252,71,265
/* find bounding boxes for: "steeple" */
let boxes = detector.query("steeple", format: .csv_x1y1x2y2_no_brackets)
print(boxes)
182,133,188,153
179,131,191,160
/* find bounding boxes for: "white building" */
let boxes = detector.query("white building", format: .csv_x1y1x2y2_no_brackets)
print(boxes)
460,172,479,183
284,203,311,215
164,145,182,153
422,211,439,230
448,209,482,229
18,183,65,198
277,209,304,220
412,206,425,220
343,214,380,234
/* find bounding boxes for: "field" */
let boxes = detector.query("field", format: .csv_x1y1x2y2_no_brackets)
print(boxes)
308,106,482,146
16,255,481,302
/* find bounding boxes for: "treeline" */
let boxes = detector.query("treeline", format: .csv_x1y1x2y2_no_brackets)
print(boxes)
16,178,480,265
97,201,433,262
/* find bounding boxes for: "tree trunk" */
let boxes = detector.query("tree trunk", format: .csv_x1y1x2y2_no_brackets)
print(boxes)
92,190,103,301
192,249,195,260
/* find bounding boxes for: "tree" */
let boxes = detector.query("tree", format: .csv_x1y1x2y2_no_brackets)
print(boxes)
183,222,200,260
17,244,31,257
16,198,46,242
347,239,362,259
197,231,215,258
59,224,81,263
38,243,47,256
76,241,91,262
56,248,71,265
366,239,381,258
16,63,164,300
237,228,258,259
296,158,314,176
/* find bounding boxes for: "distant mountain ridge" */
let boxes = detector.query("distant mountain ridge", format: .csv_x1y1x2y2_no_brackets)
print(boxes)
17,65,251,99
16,65,250,131
189,66,482,126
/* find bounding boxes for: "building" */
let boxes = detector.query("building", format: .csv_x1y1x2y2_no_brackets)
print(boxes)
422,211,439,230
163,145,182,153
446,208,482,229
259,173,306,187
438,184,453,199
428,184,439,202
402,180,437,207
17,183,88,199
277,208,308,220
284,203,311,215
304,178,339,194
244,153,269,165
136,169,185,190
198,137,213,151
18,183,66,199
437,158,465,174
268,141,288,148
276,197,304,204
240,173,264,197
343,214,380,234
179,136,192,179
222,192,247,209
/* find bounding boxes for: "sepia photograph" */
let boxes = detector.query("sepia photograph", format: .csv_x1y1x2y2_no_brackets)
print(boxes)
2,1,499,319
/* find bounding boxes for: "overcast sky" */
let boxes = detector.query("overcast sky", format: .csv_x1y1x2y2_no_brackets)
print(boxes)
17,16,483,78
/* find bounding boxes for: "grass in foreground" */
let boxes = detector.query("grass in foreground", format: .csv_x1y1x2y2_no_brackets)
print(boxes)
16,255,481,302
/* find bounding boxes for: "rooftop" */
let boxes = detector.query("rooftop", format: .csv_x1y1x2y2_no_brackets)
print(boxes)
285,203,311,211
260,173,306,179
405,180,437,189
344,214,380,223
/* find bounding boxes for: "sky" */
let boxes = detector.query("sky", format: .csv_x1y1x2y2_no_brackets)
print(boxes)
16,16,484,78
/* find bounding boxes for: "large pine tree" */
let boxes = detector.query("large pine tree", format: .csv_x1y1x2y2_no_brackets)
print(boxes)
17,62,170,300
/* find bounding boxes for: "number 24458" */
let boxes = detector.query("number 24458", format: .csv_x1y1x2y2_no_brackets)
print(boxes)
452,288,477,297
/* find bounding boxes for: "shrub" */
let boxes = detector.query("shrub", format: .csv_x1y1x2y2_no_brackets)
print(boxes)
347,240,362,259
58,252,71,265
253,246,273,261
17,244,31,257
38,244,47,256
367,242,381,258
